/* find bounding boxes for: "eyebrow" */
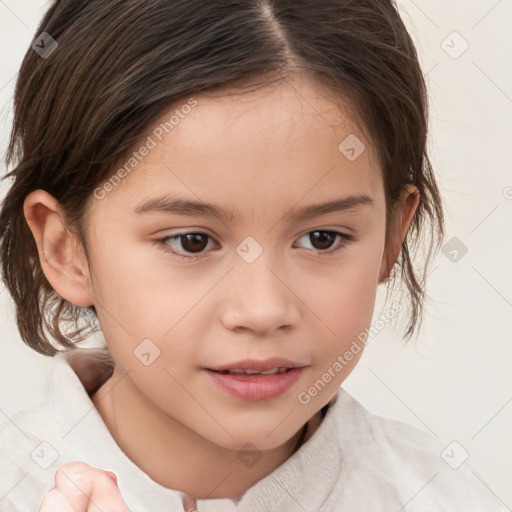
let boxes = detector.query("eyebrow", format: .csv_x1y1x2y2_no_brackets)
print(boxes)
133,193,374,223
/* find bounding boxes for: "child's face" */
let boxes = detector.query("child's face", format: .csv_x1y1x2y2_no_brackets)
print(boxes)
28,73,417,451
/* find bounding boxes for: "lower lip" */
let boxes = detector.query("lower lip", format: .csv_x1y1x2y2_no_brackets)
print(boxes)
204,368,304,402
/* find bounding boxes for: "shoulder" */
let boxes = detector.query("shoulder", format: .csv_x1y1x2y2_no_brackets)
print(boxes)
0,353,94,508
0,398,59,509
327,389,507,511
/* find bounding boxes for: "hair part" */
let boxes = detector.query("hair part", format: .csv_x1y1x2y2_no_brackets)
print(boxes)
0,0,444,356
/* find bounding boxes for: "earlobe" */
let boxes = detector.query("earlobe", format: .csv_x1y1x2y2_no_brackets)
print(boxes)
378,184,420,284
23,190,94,307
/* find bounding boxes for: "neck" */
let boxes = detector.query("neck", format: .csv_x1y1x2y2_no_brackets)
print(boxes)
91,366,322,499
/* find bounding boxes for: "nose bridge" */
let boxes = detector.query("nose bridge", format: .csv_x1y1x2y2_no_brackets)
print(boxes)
237,235,281,293
237,247,281,295
222,237,299,332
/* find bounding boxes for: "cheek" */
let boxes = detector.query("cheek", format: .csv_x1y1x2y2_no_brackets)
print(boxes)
89,254,211,376
301,246,382,356
89,240,186,323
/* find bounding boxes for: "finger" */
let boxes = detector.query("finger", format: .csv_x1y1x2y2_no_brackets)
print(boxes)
105,470,118,484
39,487,75,512
88,472,129,512
54,461,97,509
55,462,129,511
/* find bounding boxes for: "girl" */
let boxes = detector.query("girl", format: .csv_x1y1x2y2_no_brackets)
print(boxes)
0,0,506,510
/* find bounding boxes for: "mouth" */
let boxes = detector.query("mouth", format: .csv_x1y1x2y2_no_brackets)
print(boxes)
208,367,292,375
206,356,306,373
204,367,305,401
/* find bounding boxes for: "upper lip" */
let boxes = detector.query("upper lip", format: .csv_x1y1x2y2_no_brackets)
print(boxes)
207,358,307,372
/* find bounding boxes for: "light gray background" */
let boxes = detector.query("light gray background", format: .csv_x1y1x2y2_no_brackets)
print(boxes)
1,0,511,506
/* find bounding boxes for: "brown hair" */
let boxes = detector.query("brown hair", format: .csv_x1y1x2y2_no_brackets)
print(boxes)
0,0,444,357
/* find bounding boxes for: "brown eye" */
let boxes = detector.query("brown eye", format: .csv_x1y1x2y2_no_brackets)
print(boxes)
295,230,351,254
179,233,209,253
308,230,337,250
155,229,352,262
155,232,216,260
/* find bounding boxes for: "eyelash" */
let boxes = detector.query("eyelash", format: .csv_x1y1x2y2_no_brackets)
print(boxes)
153,230,353,262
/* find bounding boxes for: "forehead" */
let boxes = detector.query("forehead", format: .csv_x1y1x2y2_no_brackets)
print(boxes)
165,73,368,159
90,73,382,223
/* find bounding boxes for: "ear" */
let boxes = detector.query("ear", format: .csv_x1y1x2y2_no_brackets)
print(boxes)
378,184,420,284
23,189,94,307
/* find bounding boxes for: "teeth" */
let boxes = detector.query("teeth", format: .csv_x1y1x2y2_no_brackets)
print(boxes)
259,368,281,374
222,367,288,375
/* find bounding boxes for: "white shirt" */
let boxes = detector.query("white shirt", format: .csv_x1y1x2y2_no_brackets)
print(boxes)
0,351,506,511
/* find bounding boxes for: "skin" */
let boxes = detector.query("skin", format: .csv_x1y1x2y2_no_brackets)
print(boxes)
39,462,129,512
24,72,419,500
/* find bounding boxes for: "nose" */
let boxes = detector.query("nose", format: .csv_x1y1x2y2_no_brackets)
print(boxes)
220,252,301,335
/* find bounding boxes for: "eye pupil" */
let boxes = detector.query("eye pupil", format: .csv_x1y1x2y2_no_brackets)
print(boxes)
181,233,208,253
310,230,335,250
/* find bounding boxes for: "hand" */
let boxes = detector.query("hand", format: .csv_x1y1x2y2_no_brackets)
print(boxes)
39,461,130,512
